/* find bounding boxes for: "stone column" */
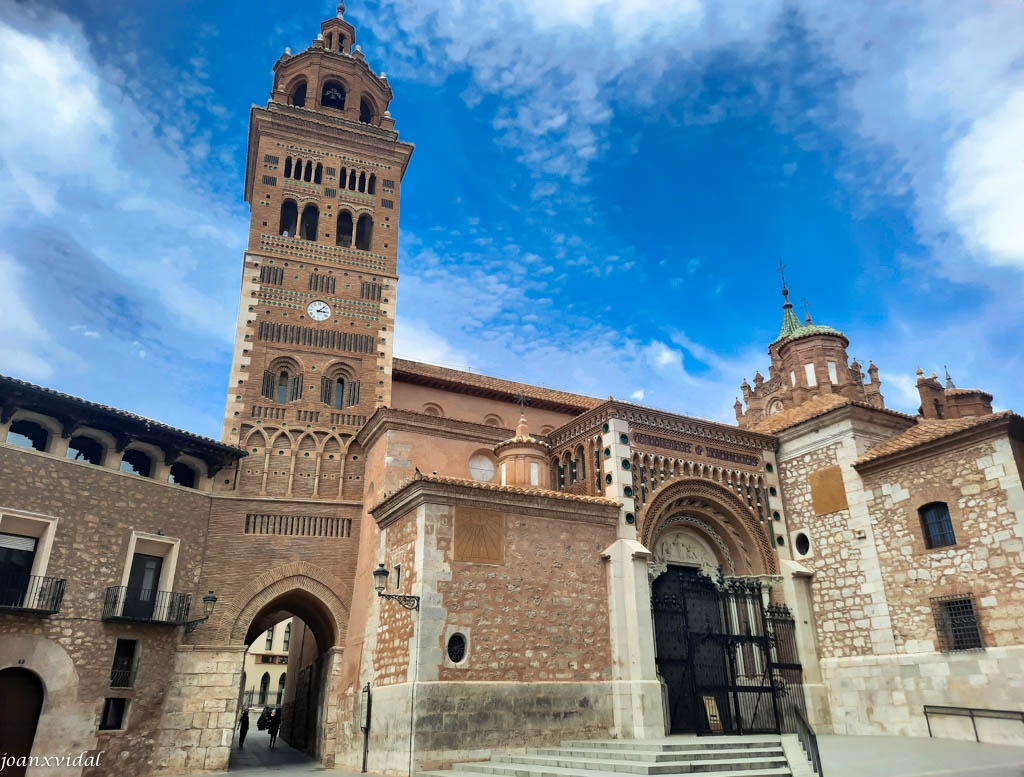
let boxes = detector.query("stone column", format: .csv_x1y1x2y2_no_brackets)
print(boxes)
602,538,666,738
780,559,832,732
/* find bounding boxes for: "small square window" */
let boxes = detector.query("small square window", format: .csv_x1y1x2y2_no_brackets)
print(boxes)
100,697,128,730
931,594,983,652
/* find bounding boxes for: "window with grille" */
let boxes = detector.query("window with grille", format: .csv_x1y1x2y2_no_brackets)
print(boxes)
919,502,956,549
325,166,337,177
931,594,983,651
381,199,394,209
360,282,382,301
309,273,336,294
262,175,277,186
324,187,338,198
263,154,280,165
382,179,395,189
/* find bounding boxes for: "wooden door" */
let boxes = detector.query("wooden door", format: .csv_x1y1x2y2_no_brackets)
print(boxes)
0,668,44,777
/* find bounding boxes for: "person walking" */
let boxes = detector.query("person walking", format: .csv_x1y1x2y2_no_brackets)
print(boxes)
267,708,281,749
237,709,250,749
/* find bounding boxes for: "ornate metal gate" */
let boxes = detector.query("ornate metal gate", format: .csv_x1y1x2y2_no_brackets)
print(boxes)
652,567,803,735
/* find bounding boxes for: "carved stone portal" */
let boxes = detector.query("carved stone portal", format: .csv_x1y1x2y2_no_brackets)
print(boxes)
649,524,726,581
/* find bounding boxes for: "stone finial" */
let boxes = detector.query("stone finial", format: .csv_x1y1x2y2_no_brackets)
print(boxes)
851,357,861,372
284,47,292,56
741,378,751,396
754,370,764,387
944,367,956,389
337,1,346,18
515,413,529,440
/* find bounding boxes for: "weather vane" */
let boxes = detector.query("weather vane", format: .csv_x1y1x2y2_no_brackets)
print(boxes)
776,258,787,290
514,391,529,414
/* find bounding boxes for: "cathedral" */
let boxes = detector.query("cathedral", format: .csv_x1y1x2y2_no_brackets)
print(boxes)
1,4,1022,777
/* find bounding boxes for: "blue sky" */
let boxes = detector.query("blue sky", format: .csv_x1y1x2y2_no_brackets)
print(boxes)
0,0,1021,439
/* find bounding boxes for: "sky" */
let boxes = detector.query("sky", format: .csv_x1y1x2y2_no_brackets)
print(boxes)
0,0,1021,439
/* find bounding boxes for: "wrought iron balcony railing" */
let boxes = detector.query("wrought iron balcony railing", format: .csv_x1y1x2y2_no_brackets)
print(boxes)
0,572,66,615
102,586,191,625
110,656,139,688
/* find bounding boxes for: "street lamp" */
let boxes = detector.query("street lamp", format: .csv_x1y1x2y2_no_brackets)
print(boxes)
184,590,218,633
373,563,420,610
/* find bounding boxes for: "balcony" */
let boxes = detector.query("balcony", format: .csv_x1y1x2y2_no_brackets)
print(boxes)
110,656,139,688
102,586,191,625
0,572,66,615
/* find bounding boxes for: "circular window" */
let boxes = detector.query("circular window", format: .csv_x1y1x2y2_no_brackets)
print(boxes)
447,633,467,664
776,536,785,547
468,454,495,482
773,511,781,521
769,486,778,496
605,474,613,484
621,460,631,470
625,513,635,524
623,486,633,497
766,463,774,473
619,434,629,445
604,448,611,458
602,423,610,433
795,532,810,556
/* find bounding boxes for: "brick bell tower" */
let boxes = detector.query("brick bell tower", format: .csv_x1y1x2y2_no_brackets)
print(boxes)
222,2,413,497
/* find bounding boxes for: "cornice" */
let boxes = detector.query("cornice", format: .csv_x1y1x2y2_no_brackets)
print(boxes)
258,103,414,161
854,414,1021,476
548,400,779,453
371,475,620,530
356,407,511,451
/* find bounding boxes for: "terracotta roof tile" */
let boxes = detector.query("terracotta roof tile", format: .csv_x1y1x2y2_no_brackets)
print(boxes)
945,387,992,398
371,471,619,513
855,411,1014,466
393,358,602,412
750,394,852,434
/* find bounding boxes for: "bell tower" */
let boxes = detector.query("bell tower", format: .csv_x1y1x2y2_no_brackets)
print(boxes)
222,2,414,497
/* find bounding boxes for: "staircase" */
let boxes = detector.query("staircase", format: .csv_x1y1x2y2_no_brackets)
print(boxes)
418,736,794,777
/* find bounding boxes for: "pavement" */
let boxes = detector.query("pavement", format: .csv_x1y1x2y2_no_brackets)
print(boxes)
167,731,1024,777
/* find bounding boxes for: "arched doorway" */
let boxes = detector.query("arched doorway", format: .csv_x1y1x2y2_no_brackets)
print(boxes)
0,668,44,777
224,570,348,769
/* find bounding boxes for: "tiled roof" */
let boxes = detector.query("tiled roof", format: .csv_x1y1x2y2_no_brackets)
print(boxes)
392,358,602,412
945,387,992,398
855,411,1016,466
371,471,619,513
0,373,244,458
750,394,852,434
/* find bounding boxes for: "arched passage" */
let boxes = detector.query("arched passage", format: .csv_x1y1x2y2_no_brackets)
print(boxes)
221,564,350,766
0,668,44,777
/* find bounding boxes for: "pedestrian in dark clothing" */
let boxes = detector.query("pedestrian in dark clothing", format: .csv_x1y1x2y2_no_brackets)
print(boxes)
267,709,281,749
237,710,250,748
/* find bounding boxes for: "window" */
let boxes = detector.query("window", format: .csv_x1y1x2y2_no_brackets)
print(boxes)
394,564,402,590
265,626,274,651
6,420,49,452
931,594,983,651
358,171,366,193
262,175,277,186
67,435,103,465
359,97,373,124
259,672,270,705
355,215,373,250
336,211,354,246
790,371,796,387
321,80,346,110
447,633,467,663
279,199,298,236
260,265,284,286
110,639,138,688
804,363,817,387
920,502,956,549
277,674,286,705
99,698,128,730
293,159,303,180
333,379,346,410
168,462,197,489
283,623,291,651
827,361,838,384
381,199,394,209
300,204,319,240
368,174,376,195
119,449,152,478
314,163,323,184
284,158,292,178
0,531,37,608
291,82,307,108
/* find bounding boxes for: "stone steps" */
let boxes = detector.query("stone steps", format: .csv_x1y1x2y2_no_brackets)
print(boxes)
418,735,794,777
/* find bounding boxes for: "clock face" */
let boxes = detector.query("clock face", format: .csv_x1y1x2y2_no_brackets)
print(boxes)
307,301,331,321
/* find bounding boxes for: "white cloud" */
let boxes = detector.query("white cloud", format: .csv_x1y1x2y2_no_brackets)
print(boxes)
630,389,645,401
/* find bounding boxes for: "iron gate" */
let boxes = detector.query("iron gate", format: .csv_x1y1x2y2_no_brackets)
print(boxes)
652,567,804,735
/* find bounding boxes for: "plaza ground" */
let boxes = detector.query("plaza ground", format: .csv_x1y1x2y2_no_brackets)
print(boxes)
197,730,1024,777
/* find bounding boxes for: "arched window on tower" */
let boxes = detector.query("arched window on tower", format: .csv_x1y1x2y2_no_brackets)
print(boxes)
284,157,293,178
303,161,312,182
276,371,290,404
300,204,319,240
325,33,333,50
359,98,373,124
314,163,323,184
67,434,103,465
259,673,270,706
169,462,197,489
355,214,373,251
336,211,353,247
333,378,346,409
6,420,49,452
291,82,307,108
358,172,366,193
368,174,376,195
348,170,357,190
339,35,346,51
293,159,303,180
339,167,347,188
321,80,346,110
279,200,298,236
120,449,153,478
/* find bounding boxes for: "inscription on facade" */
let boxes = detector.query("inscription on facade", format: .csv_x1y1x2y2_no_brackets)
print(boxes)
632,433,761,469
